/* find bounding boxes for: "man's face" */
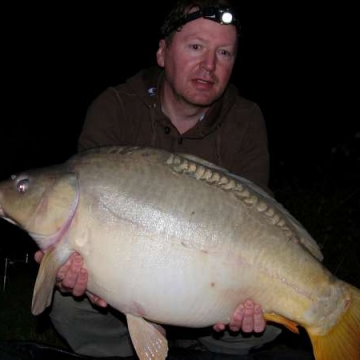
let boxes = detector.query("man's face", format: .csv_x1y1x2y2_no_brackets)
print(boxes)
157,17,237,107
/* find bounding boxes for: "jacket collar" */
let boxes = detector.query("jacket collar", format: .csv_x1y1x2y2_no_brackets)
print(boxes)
127,66,238,138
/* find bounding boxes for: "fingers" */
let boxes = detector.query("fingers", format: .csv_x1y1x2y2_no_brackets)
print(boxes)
38,250,107,308
56,253,87,296
213,323,226,332
229,302,246,332
34,250,44,264
87,292,108,308
53,252,108,308
239,299,255,333
227,299,266,333
253,303,266,333
71,268,88,297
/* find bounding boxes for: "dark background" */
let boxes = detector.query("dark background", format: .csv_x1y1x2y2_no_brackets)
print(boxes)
0,1,360,176
1,3,359,285
1,3,358,176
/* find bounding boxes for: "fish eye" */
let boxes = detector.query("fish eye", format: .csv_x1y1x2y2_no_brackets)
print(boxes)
17,178,29,193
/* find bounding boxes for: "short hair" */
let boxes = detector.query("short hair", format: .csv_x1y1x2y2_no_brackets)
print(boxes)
161,0,241,39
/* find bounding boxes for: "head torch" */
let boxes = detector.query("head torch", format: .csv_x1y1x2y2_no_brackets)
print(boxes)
162,6,241,38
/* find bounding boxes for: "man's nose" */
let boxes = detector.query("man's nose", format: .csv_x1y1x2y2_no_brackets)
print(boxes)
201,51,216,72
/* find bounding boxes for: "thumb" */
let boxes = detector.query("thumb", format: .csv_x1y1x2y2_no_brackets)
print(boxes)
34,250,44,264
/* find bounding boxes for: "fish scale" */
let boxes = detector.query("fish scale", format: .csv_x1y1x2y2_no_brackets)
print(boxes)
0,145,359,360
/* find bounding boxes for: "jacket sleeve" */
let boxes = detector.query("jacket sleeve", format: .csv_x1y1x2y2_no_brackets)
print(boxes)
77,87,125,152
230,103,272,195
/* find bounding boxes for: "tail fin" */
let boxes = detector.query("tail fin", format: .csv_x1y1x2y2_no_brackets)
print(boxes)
309,283,360,360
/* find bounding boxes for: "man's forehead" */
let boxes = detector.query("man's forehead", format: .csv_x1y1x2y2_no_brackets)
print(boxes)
176,17,237,45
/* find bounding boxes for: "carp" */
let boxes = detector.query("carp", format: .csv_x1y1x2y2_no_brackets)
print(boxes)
0,146,359,360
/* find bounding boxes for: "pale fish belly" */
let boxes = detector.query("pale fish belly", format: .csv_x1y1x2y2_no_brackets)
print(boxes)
69,185,264,327
75,220,258,327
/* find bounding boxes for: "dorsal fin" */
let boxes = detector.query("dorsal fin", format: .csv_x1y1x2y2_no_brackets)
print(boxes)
166,152,324,261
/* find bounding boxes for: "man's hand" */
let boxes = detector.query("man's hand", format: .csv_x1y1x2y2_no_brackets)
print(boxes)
34,250,107,307
213,299,266,333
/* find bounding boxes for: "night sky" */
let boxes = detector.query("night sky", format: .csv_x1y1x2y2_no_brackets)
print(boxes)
1,3,359,265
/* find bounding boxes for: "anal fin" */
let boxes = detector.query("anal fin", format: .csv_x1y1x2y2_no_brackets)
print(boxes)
264,312,300,334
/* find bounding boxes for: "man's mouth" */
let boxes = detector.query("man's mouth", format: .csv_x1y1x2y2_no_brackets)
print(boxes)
195,78,214,84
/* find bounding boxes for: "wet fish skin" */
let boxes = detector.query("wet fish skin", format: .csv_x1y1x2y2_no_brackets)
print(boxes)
0,146,359,360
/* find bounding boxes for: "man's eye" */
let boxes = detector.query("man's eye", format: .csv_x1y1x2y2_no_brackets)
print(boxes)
219,50,231,57
17,179,29,193
191,44,201,50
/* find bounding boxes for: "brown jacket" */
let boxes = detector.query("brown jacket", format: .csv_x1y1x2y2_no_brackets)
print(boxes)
78,66,271,193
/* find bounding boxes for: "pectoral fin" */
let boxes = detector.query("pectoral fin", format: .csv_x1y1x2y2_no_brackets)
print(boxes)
31,247,61,315
126,314,168,360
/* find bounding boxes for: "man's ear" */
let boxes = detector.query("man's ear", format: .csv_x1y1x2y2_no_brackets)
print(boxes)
156,39,166,68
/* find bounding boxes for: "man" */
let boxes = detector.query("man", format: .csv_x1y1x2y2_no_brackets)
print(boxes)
36,0,281,357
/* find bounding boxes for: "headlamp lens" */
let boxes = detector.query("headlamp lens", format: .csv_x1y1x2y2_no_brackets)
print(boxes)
220,11,233,25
